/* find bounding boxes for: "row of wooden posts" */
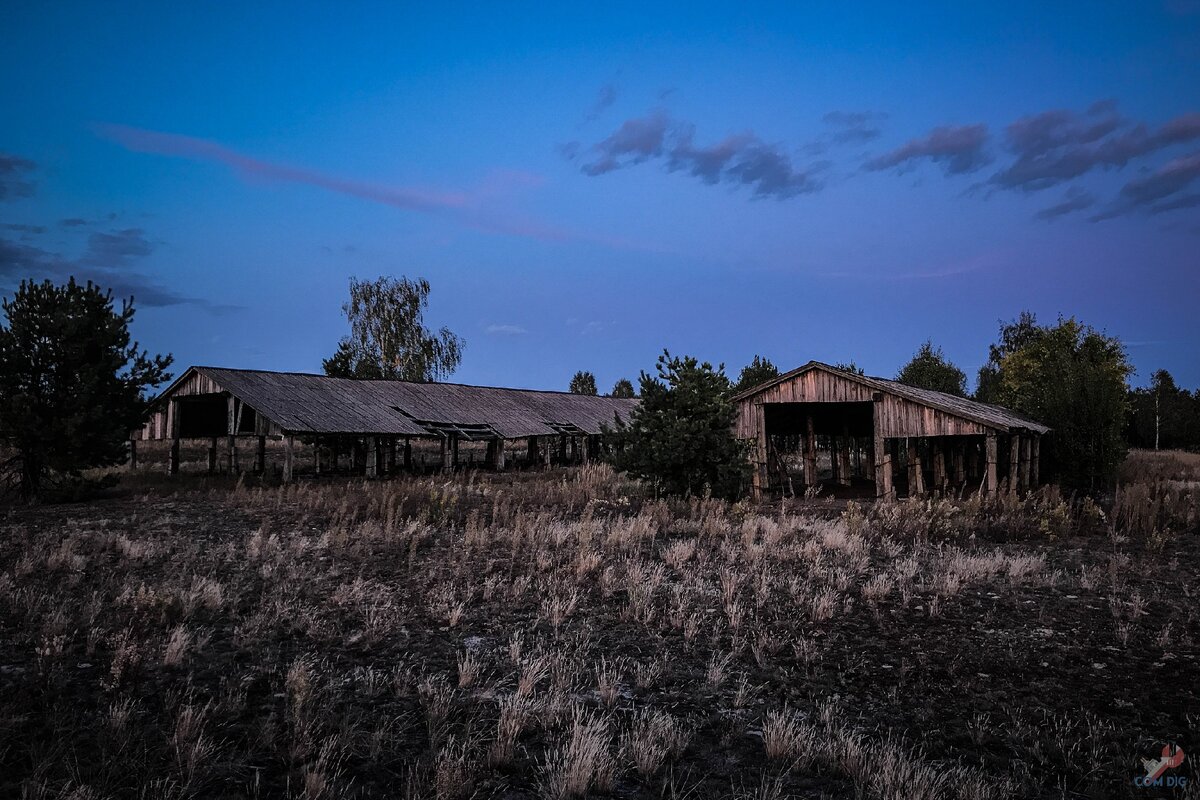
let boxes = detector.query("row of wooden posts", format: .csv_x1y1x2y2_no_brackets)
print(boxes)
136,432,599,482
767,418,1040,498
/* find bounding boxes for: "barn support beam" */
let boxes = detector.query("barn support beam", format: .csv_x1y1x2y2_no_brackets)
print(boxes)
1019,435,1031,492
527,436,539,468
168,439,180,475
932,440,946,493
580,435,591,465
1030,437,1040,487
907,438,925,497
985,433,998,497
128,439,138,470
207,437,218,474
494,438,507,471
864,438,875,481
804,414,818,489
952,444,965,488
838,427,852,487
752,403,767,500
404,437,413,472
542,436,552,469
1009,435,1020,495
282,435,295,483
366,436,379,478
256,435,266,473
314,438,322,475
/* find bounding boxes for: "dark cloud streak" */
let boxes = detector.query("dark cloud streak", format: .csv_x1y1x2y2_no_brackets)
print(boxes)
864,124,991,175
0,153,37,200
580,112,822,199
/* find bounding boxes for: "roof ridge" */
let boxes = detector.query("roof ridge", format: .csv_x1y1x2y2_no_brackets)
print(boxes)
194,365,637,399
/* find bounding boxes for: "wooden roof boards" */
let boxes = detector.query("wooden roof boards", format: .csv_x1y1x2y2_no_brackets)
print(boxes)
157,366,639,439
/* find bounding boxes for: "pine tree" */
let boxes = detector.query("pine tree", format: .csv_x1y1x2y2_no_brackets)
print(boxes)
734,355,780,393
569,371,598,395
610,378,635,398
0,278,173,501
607,351,748,499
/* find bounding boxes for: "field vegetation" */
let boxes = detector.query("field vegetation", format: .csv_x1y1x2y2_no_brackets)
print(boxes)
1,452,1197,799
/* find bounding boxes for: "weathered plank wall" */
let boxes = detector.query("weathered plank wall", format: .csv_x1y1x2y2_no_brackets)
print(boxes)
735,368,992,440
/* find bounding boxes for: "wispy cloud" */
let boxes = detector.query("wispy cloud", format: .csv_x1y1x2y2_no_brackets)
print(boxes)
95,123,470,212
578,111,823,199
1034,186,1096,220
0,153,37,200
823,111,887,144
0,228,236,312
1092,151,1200,219
96,123,650,249
864,124,991,175
485,323,528,336
992,102,1200,192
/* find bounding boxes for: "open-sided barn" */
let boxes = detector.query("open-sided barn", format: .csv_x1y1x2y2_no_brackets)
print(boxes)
134,366,638,481
734,361,1050,500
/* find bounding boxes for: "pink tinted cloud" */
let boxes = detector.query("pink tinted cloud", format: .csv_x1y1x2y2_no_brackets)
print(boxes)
94,123,470,212
94,123,663,251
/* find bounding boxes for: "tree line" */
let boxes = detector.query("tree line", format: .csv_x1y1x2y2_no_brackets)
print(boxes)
1,272,1194,502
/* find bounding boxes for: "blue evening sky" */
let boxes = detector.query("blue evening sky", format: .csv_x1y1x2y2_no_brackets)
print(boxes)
2,2,1198,391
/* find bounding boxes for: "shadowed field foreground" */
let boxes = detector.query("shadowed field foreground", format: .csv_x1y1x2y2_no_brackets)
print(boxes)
1,455,1197,799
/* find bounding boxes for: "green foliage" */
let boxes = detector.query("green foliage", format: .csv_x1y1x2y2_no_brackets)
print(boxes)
323,276,463,381
607,351,749,499
734,355,780,393
0,278,173,501
974,311,1040,403
896,340,967,397
985,313,1132,490
832,361,866,376
569,370,598,395
1127,370,1200,451
609,377,635,398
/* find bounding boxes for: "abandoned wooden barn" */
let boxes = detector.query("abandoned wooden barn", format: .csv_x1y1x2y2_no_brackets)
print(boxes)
734,361,1050,500
133,366,638,481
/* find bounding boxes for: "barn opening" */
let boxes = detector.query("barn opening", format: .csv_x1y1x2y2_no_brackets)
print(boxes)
734,362,1050,500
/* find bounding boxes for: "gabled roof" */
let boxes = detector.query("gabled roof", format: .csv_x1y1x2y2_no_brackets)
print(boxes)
732,361,1050,434
160,366,639,438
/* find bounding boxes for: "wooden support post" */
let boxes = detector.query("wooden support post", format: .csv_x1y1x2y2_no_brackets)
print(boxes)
907,438,925,497
128,439,138,470
207,437,218,474
952,444,965,488
804,414,818,489
494,438,507,471
932,440,946,493
282,435,295,483
366,436,379,478
167,398,180,475
404,437,412,472
752,403,768,500
1030,437,1040,487
314,438,322,475
1009,435,1020,495
542,436,552,469
385,437,396,475
255,435,266,473
527,436,538,467
1019,435,1031,492
451,435,459,471
864,438,875,481
559,434,567,465
838,427,852,487
580,435,590,464
570,436,580,463
985,433,998,497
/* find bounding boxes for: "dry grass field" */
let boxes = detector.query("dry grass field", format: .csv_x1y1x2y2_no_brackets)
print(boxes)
1,452,1197,799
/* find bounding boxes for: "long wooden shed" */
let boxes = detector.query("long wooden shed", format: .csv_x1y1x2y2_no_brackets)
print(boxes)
135,366,638,481
733,361,1050,499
